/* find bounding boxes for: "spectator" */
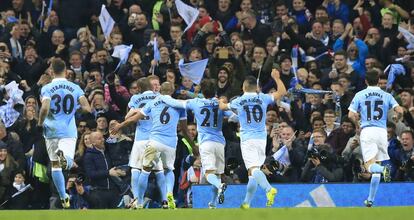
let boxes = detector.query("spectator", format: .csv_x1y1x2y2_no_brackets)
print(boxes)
0,141,19,204
83,131,125,209
301,129,344,183
326,117,356,155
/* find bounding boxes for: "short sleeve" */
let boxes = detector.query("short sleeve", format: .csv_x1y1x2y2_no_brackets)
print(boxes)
75,85,85,100
262,93,274,106
229,97,240,111
348,94,359,113
389,94,399,109
186,99,195,111
140,102,151,116
40,86,51,101
128,96,136,109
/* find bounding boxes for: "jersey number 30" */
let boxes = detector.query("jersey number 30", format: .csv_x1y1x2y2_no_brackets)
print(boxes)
51,94,75,114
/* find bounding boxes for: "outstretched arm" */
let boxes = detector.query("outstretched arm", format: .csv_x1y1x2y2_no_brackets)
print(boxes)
111,109,145,135
271,69,287,101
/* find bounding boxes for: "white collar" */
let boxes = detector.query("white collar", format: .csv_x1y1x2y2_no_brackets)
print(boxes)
52,78,67,82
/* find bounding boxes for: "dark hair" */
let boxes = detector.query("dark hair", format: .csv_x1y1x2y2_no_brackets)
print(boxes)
137,77,151,92
312,116,325,125
342,116,355,128
399,88,414,96
334,50,348,59
315,6,328,13
401,130,414,139
379,74,388,81
386,121,396,129
324,109,335,116
51,58,66,75
200,79,216,98
365,70,379,86
244,76,257,90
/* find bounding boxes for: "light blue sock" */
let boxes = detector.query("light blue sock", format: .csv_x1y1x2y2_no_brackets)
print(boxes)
155,171,167,201
51,168,67,199
206,174,221,189
65,156,73,170
252,169,272,192
369,163,384,173
243,176,257,205
368,173,381,202
131,169,141,199
210,185,218,206
165,169,175,194
137,170,150,204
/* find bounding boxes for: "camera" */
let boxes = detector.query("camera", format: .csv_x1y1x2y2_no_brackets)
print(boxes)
88,75,95,82
307,147,329,161
263,156,287,175
75,173,85,184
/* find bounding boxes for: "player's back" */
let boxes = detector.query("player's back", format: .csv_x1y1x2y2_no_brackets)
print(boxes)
187,98,226,145
128,91,158,141
141,95,186,148
41,79,84,138
230,92,274,141
351,87,398,129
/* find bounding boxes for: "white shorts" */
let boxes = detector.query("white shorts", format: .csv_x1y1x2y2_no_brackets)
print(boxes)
199,141,225,174
360,127,389,162
148,140,176,171
45,138,77,161
241,139,266,170
129,140,148,169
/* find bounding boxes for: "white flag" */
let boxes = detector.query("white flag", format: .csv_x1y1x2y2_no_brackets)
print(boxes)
178,58,208,84
99,5,115,39
398,26,414,49
175,0,199,33
112,44,133,69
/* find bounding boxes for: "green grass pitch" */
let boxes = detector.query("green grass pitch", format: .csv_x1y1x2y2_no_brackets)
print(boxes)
0,207,411,220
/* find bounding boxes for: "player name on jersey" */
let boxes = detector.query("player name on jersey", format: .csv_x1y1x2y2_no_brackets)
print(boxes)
365,92,383,99
49,84,75,93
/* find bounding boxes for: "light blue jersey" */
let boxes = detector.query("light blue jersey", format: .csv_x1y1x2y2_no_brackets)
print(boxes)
128,91,158,141
348,86,399,129
41,78,84,138
140,95,187,148
229,92,274,142
186,98,234,145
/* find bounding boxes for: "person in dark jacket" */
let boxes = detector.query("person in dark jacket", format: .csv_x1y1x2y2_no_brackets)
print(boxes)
83,131,126,209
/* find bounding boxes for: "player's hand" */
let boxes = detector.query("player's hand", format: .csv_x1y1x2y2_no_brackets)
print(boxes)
110,123,122,136
271,68,280,80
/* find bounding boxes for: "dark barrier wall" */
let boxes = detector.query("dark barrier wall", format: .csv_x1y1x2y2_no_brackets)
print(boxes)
192,183,414,208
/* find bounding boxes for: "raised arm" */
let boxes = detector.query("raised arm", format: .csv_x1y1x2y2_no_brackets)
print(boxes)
271,68,287,101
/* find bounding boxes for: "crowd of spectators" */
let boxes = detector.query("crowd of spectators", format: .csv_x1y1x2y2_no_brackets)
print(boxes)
0,0,414,209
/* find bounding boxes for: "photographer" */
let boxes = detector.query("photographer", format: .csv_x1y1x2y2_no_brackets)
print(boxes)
301,129,344,183
263,126,307,182
66,174,90,209
395,130,414,181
